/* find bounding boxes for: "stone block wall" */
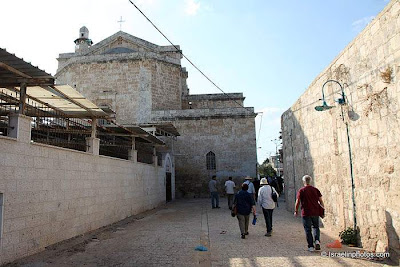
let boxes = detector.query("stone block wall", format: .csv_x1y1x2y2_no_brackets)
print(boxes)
150,61,182,111
152,108,257,197
181,94,245,109
0,136,165,264
281,0,400,257
56,56,182,124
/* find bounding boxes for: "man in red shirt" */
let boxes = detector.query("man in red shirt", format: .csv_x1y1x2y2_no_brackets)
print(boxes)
294,175,325,252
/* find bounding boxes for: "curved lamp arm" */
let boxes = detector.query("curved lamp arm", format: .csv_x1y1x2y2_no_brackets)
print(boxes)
322,79,346,105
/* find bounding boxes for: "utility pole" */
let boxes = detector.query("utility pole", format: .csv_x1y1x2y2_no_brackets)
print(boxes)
271,138,281,176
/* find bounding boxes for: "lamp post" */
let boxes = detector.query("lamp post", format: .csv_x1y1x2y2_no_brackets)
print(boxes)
315,79,357,233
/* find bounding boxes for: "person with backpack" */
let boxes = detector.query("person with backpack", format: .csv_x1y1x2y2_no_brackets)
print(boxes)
270,176,281,195
258,177,279,237
233,183,256,239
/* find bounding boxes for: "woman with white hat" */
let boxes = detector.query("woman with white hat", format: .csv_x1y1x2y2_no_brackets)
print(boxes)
258,177,279,236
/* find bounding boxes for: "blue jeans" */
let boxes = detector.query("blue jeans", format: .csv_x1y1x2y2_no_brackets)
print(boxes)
262,208,274,233
302,216,320,248
211,192,219,208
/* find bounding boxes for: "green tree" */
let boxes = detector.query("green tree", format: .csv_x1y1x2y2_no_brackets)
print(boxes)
258,164,276,177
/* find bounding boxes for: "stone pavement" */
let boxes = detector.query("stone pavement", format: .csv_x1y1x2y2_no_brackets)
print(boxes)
5,198,392,267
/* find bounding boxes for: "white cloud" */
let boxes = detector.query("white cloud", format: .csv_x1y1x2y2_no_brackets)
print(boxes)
352,16,375,32
185,0,201,16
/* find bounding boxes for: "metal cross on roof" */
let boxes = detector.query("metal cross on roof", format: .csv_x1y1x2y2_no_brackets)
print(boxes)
117,16,125,31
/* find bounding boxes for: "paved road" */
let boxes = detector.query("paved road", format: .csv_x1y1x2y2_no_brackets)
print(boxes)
6,198,390,267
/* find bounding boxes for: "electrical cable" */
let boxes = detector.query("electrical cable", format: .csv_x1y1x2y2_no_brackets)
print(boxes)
128,0,253,113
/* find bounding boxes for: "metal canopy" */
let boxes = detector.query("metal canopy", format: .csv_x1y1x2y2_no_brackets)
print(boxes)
0,48,54,86
29,85,107,117
138,123,180,137
0,84,164,145
99,124,165,145
0,48,165,148
0,85,108,118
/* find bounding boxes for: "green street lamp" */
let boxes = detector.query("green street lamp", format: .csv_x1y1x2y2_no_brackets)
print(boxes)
314,80,338,111
315,79,358,235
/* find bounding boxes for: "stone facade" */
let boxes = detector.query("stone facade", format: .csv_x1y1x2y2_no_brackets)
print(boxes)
281,0,400,258
56,32,184,124
0,130,165,264
182,93,245,109
152,108,256,197
56,30,257,197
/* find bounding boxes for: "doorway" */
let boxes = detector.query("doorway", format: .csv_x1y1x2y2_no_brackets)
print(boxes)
166,172,172,202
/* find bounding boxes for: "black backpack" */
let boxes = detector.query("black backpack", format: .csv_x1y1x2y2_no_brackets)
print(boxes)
270,185,278,202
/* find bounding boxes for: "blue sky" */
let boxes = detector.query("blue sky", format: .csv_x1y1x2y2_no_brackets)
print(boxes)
0,0,390,163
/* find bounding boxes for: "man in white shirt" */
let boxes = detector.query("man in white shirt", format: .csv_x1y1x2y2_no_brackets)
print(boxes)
244,176,256,202
224,177,236,210
258,178,279,237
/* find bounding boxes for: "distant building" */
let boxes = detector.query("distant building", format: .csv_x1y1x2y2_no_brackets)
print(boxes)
269,155,283,176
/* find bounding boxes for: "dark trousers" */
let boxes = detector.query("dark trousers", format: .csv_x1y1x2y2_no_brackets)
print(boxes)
211,192,219,208
302,216,320,248
227,194,234,209
262,208,274,233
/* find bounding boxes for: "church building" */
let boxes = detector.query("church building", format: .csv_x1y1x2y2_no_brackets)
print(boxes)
55,27,257,197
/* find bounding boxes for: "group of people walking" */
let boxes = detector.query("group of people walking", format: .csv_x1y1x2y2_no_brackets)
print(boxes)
209,174,324,252
209,175,279,239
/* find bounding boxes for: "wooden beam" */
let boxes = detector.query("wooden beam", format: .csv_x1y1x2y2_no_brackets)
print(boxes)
0,77,54,87
0,62,32,78
10,86,69,117
91,118,97,138
18,83,26,115
50,85,96,116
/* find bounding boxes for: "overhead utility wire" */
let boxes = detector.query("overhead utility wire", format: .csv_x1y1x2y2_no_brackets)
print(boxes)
128,0,254,113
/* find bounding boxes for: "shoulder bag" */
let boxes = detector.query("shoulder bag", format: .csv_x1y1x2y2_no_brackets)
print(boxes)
270,185,278,202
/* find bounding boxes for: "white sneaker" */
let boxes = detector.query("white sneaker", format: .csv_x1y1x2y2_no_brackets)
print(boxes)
308,247,315,252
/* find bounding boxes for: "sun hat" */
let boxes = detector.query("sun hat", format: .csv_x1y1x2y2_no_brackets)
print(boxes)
244,176,252,180
260,178,268,185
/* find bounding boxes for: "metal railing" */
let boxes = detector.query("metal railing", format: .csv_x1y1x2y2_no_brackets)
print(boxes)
0,87,160,163
0,88,19,136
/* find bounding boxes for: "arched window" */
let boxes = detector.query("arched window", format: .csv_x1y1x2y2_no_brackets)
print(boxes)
206,151,216,170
